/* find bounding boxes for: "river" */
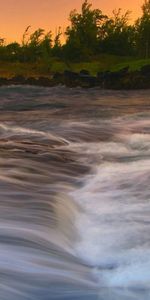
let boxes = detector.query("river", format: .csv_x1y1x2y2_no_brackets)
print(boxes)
0,86,150,300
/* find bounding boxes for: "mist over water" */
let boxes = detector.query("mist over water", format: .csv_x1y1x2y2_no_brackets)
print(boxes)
0,86,150,300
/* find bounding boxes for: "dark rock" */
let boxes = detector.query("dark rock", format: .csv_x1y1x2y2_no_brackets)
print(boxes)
118,66,129,75
79,69,90,75
53,72,64,84
0,77,11,86
97,71,110,87
108,67,129,80
0,64,149,89
26,77,38,85
64,70,79,80
36,77,53,87
97,71,111,81
63,70,79,87
111,69,150,89
11,75,26,85
140,65,150,76
98,67,129,89
79,74,97,87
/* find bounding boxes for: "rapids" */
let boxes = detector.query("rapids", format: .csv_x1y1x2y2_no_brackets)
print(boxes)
0,85,150,300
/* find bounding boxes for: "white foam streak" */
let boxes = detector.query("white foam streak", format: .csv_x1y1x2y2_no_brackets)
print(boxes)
0,123,68,145
69,133,150,291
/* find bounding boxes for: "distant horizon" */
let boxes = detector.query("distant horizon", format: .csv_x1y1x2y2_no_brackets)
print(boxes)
0,0,143,43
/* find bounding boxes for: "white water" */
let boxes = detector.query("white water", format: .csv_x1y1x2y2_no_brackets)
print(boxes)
0,86,150,299
67,117,150,296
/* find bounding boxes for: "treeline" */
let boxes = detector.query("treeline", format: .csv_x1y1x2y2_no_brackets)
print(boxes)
0,0,150,63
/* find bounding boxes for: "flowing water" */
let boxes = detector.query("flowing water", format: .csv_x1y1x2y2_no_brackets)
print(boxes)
0,86,150,300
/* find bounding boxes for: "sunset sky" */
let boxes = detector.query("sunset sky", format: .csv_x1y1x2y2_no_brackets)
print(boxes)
0,0,143,43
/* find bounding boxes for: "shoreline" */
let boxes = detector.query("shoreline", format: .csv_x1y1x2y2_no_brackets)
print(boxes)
0,65,150,90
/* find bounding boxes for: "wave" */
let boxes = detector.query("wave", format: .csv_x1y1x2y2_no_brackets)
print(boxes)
0,86,150,299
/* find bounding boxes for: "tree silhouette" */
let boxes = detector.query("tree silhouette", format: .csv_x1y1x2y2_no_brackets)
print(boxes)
100,9,135,55
0,0,149,63
135,0,150,58
64,0,107,60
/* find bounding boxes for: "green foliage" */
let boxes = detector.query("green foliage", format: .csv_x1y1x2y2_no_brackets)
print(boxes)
0,55,149,79
0,0,149,64
64,0,107,60
52,27,62,58
135,0,150,58
21,27,52,63
100,9,136,55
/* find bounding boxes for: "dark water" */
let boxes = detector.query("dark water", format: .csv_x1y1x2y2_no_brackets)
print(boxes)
0,86,150,300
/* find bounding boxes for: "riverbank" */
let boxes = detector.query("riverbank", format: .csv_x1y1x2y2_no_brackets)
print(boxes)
0,55,150,89
0,64,150,89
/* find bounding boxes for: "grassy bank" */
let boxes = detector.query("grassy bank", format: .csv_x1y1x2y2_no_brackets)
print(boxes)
0,55,150,78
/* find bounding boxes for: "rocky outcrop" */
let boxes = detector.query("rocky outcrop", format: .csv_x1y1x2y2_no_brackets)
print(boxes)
97,65,150,89
0,64,149,89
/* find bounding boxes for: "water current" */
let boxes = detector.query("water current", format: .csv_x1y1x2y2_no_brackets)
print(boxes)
0,86,150,300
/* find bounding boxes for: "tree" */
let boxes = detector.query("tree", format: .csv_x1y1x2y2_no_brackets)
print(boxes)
64,0,107,60
28,28,45,62
0,37,6,60
6,42,21,61
0,37,4,46
21,27,52,62
100,9,135,55
52,27,62,57
135,0,150,58
40,31,52,63
22,26,31,46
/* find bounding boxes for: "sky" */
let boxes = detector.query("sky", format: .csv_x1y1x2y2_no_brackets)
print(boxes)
0,0,143,43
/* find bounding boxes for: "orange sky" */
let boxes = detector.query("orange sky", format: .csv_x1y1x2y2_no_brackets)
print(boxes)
0,0,143,43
